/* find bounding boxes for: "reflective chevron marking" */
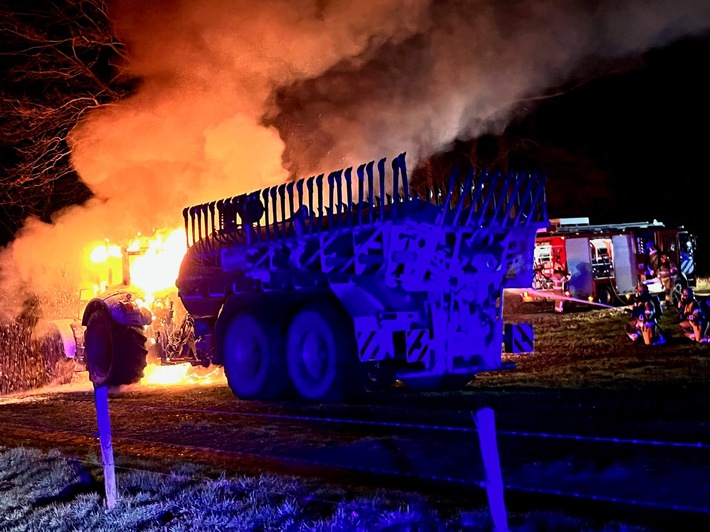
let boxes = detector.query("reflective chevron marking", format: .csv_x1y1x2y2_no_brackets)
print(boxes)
504,323,534,354
681,258,694,275
357,330,383,361
406,329,429,363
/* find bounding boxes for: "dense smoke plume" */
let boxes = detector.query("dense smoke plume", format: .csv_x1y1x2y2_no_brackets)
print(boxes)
1,0,709,317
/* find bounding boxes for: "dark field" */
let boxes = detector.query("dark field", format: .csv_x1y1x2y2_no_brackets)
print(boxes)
1,294,709,530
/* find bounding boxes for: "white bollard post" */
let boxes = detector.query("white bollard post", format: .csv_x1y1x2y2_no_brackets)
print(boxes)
94,385,117,509
472,407,508,532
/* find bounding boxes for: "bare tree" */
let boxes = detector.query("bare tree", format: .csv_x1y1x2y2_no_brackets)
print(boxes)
0,0,133,240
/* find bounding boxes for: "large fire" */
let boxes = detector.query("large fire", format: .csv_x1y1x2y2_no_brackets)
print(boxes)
82,228,227,388
85,228,186,302
126,229,186,298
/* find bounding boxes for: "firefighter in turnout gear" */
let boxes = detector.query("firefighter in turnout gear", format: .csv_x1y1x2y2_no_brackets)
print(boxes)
639,301,664,345
645,243,660,280
677,287,708,342
552,254,569,313
656,252,678,307
626,283,664,344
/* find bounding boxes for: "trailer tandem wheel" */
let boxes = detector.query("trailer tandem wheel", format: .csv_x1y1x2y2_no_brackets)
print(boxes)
222,313,290,400
84,309,148,387
286,302,359,402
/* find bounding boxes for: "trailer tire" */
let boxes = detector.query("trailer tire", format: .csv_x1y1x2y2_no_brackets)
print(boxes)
286,302,359,402
84,308,148,387
222,313,290,400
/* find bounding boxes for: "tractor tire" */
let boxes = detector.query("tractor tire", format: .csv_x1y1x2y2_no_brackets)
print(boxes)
84,308,148,387
286,302,360,402
222,313,290,400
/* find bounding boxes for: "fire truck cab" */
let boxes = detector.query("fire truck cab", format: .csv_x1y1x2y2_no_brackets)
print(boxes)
525,217,696,307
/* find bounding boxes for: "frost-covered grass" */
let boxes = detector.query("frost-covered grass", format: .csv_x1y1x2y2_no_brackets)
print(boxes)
0,446,645,531
0,446,486,531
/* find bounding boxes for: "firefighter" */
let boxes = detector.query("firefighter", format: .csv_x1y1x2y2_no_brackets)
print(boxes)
677,287,708,342
632,283,651,312
656,252,678,307
639,300,665,345
552,254,569,313
532,257,547,290
645,243,660,279
626,283,651,341
626,284,665,344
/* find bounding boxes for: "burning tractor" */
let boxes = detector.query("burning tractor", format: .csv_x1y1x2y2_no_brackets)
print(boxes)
79,153,547,401
42,229,197,385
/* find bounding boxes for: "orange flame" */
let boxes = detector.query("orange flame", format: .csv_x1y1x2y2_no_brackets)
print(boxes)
140,363,226,386
83,228,185,302
126,228,186,298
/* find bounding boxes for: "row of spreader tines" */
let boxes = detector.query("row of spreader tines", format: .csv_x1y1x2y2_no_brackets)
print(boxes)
182,152,547,247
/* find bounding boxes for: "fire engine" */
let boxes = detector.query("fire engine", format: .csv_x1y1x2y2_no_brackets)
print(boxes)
521,217,697,308
80,153,548,401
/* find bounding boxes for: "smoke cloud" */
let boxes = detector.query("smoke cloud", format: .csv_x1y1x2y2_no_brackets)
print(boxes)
1,0,709,317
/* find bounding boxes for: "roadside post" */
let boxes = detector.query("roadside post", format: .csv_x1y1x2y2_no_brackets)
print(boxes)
94,385,117,509
472,407,508,532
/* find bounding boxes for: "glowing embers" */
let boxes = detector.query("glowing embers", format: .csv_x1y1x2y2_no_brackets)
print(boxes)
140,362,225,386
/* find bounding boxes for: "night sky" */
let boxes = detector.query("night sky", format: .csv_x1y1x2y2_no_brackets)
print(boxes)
518,33,710,228
520,32,710,274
